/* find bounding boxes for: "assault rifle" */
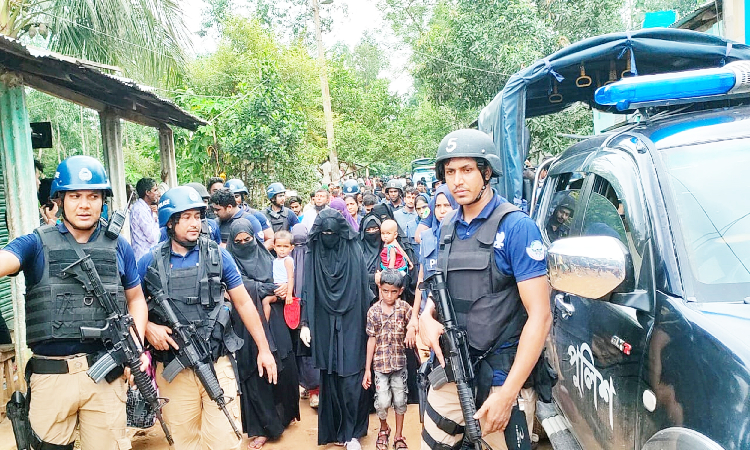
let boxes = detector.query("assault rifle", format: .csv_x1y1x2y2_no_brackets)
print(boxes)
145,266,243,440
425,271,532,450
424,271,484,449
61,253,173,446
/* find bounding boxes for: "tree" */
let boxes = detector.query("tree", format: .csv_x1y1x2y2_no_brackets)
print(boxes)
0,0,192,87
412,0,555,112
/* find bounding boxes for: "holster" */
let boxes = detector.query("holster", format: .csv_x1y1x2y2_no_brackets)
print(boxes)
532,350,558,403
7,391,31,450
7,388,75,450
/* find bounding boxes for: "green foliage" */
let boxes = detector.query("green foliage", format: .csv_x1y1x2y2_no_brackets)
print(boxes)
413,0,555,112
26,90,161,183
526,103,594,163
4,0,192,87
535,0,623,43
25,90,102,174
169,14,453,201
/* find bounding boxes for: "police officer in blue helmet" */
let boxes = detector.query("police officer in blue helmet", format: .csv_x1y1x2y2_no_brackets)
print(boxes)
0,155,150,449
263,182,299,233
225,178,275,248
138,186,277,449
418,130,551,450
342,179,360,196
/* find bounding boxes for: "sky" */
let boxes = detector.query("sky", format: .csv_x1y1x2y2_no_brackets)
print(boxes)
181,0,412,94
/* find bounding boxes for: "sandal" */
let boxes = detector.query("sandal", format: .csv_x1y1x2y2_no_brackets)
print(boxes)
376,427,391,450
393,436,408,450
248,436,267,449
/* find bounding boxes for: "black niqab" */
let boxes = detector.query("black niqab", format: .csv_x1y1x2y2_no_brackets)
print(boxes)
304,208,371,375
291,223,308,298
227,219,273,285
359,215,382,275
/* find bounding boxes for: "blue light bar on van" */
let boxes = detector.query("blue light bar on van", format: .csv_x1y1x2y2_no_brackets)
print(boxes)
595,61,750,111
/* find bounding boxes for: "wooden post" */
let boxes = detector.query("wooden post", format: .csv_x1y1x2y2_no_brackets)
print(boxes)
159,125,178,188
0,72,39,380
99,109,130,240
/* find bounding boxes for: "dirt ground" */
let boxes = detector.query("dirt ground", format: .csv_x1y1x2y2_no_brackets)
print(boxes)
130,398,424,450
1,398,551,450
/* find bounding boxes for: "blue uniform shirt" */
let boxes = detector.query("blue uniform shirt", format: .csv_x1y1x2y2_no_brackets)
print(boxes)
136,242,243,293
244,206,270,231
4,222,141,289
439,194,547,385
3,222,141,355
216,210,264,242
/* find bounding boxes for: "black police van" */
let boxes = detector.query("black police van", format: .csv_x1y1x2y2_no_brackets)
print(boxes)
478,30,750,450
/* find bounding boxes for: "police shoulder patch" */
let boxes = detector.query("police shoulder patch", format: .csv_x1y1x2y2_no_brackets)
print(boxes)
493,231,505,249
526,240,545,261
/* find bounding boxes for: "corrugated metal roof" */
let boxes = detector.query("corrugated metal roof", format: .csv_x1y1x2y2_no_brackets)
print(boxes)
0,35,207,131
671,1,722,31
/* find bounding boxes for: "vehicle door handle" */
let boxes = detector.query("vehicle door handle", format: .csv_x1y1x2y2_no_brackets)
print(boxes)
555,294,575,319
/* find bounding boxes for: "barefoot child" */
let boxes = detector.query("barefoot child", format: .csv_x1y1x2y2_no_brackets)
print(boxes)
363,269,414,450
380,219,413,272
267,230,294,321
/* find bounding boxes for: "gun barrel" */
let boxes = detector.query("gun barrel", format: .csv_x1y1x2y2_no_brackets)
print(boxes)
219,402,242,440
456,380,482,443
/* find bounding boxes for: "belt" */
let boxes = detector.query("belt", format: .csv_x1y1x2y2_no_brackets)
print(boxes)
30,353,97,375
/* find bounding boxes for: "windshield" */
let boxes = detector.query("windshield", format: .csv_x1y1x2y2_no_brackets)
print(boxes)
660,138,750,300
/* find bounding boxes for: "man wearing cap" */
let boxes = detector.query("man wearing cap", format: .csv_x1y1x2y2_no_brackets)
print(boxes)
384,179,405,210
264,182,299,233
210,188,264,248
138,186,277,450
131,177,161,260
418,130,551,450
545,195,575,242
225,178,274,247
0,155,149,450
156,183,223,245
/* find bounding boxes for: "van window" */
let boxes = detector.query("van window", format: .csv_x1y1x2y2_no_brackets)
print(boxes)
542,172,586,243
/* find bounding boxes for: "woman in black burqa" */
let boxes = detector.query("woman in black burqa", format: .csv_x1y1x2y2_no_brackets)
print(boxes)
226,219,300,448
290,223,320,406
302,208,372,449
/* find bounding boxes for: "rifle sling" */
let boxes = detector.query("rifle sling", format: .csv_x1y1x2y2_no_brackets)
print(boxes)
426,401,465,435
421,429,462,450
61,232,110,311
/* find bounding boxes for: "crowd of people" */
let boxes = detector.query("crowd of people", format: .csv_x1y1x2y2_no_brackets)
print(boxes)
1,128,553,450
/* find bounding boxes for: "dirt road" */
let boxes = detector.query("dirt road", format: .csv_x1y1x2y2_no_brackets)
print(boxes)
131,400,552,450
1,398,551,449
131,399,425,450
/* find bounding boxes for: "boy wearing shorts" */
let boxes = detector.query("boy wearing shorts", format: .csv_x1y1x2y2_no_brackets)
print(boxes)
363,269,414,450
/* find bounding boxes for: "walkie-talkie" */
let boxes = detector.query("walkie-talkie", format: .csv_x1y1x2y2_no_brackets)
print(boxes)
106,191,136,239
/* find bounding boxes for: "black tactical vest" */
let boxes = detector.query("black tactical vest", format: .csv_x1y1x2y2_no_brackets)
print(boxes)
438,203,527,352
148,239,241,361
25,225,125,344
219,214,248,244
264,207,289,233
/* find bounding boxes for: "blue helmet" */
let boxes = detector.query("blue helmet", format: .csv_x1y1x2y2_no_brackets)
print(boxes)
267,182,286,200
50,155,113,198
225,179,248,195
158,186,206,227
342,179,360,195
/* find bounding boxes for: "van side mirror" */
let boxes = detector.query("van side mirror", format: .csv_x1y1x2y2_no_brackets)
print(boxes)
547,236,631,299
